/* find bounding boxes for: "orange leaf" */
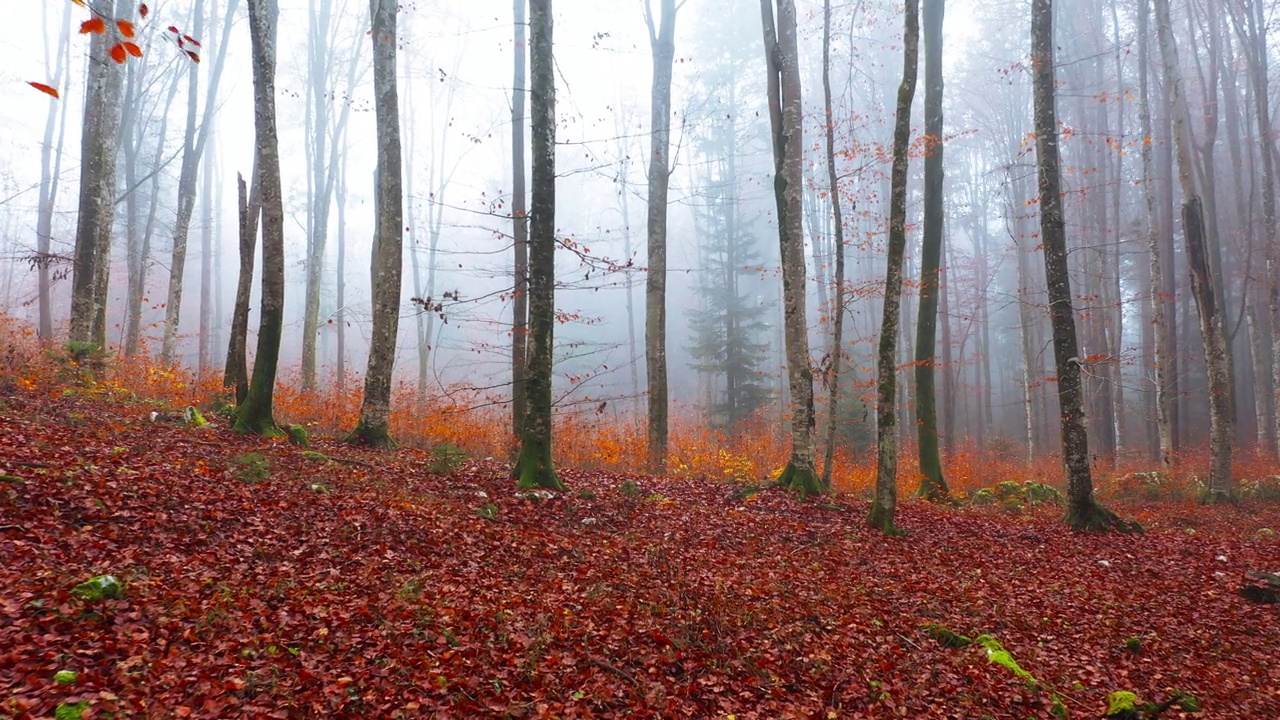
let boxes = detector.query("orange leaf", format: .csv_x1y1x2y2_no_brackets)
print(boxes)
138,3,149,18
28,82,60,99
70,0,87,6
185,50,200,63
109,43,127,63
123,41,143,57
117,20,135,38
80,17,106,34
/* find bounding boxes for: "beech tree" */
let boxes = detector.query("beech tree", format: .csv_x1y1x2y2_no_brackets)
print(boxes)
818,0,845,489
36,1,73,342
760,0,819,497
233,0,285,436
1032,0,1133,531
644,0,679,474
68,0,129,349
914,0,948,500
511,0,529,442
347,0,404,449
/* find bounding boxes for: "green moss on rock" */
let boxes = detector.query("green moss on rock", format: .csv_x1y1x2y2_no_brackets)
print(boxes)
71,574,122,601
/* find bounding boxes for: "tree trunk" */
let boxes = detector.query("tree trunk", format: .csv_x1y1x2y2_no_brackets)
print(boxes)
914,0,948,496
820,0,847,490
198,129,215,377
161,0,236,365
513,0,563,490
868,0,918,533
223,170,259,405
234,0,285,437
1033,0,1131,532
36,0,73,342
512,0,530,444
644,0,677,475
69,0,129,349
1138,0,1174,466
1153,0,1234,503
335,148,348,393
761,0,819,497
348,0,405,449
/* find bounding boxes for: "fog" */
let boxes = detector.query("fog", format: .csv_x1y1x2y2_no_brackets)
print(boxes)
1,0,1272,459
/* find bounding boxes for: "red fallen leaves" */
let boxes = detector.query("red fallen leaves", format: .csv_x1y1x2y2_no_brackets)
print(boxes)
1,387,1279,718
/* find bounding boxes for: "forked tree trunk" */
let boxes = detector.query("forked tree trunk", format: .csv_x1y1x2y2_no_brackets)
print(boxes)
914,0,948,500
869,0,918,533
644,0,677,475
234,0,285,437
1032,0,1133,532
224,169,259,405
1153,0,1234,502
761,0,819,497
513,0,564,489
348,0,405,449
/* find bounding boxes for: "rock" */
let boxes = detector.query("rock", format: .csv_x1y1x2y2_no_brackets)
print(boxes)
71,574,122,601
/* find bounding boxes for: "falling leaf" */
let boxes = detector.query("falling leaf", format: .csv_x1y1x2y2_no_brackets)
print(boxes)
185,50,200,63
138,3,149,18
109,43,128,63
123,41,143,58
80,17,107,34
117,20,136,38
183,35,202,47
28,82,59,99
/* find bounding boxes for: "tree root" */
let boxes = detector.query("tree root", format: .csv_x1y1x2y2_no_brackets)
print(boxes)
1065,499,1142,533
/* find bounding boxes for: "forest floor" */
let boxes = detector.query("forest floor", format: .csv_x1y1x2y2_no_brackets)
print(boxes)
1,383,1278,719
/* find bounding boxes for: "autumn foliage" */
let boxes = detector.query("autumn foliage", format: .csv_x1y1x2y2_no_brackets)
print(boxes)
3,314,1280,717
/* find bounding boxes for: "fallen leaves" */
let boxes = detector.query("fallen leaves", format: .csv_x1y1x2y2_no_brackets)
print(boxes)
0,386,1278,718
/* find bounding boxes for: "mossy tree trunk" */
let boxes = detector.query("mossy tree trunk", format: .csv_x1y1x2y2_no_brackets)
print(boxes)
868,0,918,534
347,0,405,450
224,171,259,405
914,0,948,502
761,0,820,497
234,0,284,438
513,0,563,490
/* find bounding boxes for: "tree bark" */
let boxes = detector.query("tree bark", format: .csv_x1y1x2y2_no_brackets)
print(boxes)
512,0,563,489
761,0,819,497
1153,0,1234,502
512,0,530,444
820,0,847,490
868,0,918,532
348,0,405,449
234,0,285,437
1033,0,1132,532
912,0,947,500
644,0,678,475
223,170,259,405
36,0,73,342
69,0,129,349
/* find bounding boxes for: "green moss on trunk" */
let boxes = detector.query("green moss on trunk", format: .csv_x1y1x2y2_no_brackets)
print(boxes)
867,500,903,535
513,436,563,490
776,459,824,498
1065,498,1142,533
344,420,395,450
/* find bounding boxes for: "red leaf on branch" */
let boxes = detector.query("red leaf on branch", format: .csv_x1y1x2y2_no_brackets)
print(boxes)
123,41,143,58
138,3,149,18
80,17,107,35
117,20,136,37
109,43,128,63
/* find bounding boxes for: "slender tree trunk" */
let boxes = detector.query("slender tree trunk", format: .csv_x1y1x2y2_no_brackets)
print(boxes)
1138,0,1174,466
867,0,918,533
820,0,847,490
1153,0,1234,502
69,0,129,349
36,0,73,342
198,130,215,377
513,0,563,489
335,148,348,393
161,0,237,365
915,0,947,498
234,0,285,436
761,0,819,496
512,0,530,443
644,0,677,475
1033,0,1131,532
348,0,405,449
